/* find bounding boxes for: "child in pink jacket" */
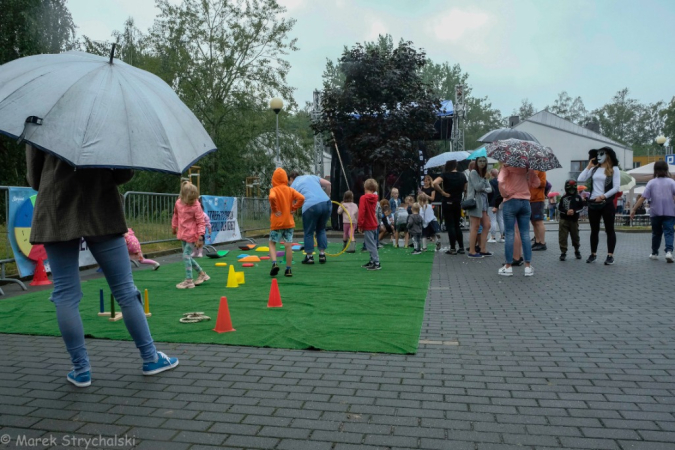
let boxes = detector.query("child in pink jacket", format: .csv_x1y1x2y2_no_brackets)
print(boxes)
172,181,209,289
124,228,160,270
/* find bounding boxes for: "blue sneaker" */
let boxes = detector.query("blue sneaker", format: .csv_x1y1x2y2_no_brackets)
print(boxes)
142,351,179,375
67,370,91,388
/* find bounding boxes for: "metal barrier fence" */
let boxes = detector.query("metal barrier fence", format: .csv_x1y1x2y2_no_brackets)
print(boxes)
122,193,272,245
122,191,179,244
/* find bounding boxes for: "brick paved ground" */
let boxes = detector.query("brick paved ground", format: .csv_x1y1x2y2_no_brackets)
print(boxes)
1,229,674,450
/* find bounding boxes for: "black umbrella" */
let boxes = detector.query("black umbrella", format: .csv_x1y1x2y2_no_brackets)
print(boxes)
478,128,540,144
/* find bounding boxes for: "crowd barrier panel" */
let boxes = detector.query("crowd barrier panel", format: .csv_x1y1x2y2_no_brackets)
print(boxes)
0,186,28,295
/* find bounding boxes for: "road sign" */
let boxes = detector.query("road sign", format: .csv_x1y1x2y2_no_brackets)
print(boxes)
666,155,675,165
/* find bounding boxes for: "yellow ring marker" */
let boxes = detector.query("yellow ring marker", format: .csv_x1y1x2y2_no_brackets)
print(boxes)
215,262,228,267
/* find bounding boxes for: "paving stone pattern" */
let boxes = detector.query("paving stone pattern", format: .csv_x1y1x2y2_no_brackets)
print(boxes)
1,230,674,449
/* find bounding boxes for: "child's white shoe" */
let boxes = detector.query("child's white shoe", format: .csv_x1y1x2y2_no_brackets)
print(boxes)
498,266,513,277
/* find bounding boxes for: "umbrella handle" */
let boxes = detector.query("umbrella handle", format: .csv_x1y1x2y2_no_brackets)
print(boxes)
109,44,116,64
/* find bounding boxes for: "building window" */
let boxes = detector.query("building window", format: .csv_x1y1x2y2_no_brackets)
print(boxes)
633,162,641,168
569,160,586,180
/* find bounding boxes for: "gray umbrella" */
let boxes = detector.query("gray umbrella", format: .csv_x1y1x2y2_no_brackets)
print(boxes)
0,50,216,174
478,128,539,144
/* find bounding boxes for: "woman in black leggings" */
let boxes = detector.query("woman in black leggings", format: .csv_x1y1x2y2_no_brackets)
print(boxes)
433,160,467,254
577,147,621,265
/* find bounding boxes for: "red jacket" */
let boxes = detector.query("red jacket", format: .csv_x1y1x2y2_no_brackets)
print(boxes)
358,193,379,231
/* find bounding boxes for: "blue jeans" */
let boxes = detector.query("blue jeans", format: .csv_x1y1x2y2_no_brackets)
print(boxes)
302,200,331,255
45,235,158,376
650,216,675,255
503,199,533,264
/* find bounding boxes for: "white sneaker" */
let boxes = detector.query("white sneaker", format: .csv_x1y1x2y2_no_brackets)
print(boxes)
524,266,534,277
487,238,497,243
499,237,505,243
650,254,659,260
666,252,674,263
498,266,513,277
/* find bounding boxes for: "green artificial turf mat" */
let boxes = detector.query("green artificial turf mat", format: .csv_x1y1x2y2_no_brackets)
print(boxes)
0,244,433,354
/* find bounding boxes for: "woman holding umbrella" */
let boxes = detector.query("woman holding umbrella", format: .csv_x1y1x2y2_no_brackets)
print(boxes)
486,139,562,276
26,145,179,387
577,147,621,265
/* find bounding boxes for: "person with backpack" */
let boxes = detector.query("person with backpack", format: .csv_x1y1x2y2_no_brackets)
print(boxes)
577,147,621,265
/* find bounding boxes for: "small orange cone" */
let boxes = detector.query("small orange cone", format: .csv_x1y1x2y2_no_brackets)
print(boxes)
267,279,283,308
213,297,236,333
30,258,52,286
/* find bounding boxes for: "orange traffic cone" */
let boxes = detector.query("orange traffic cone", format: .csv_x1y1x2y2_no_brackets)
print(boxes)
213,297,235,333
267,279,283,308
30,258,52,286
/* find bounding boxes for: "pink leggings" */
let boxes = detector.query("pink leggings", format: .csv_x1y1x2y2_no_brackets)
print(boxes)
343,224,354,240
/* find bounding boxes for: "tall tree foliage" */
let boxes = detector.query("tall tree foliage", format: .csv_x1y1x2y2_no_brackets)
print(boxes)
314,38,440,191
147,0,302,195
0,0,77,187
547,91,588,125
512,99,536,120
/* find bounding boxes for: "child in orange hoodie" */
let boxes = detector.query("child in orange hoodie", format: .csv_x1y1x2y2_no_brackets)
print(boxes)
269,168,305,277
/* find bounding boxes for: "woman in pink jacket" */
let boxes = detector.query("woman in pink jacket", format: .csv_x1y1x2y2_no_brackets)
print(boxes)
172,181,209,289
497,164,541,277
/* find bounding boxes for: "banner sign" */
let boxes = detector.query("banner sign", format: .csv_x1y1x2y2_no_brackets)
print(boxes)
200,196,241,245
7,187,95,277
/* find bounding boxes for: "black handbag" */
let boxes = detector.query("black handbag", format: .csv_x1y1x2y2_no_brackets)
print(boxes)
588,199,606,211
461,199,477,210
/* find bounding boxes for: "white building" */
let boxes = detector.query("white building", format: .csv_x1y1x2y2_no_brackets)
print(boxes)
513,111,633,192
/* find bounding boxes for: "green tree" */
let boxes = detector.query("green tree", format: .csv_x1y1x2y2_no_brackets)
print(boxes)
591,88,639,146
0,0,77,187
662,97,675,144
512,99,536,120
147,0,300,196
313,39,440,191
547,91,588,125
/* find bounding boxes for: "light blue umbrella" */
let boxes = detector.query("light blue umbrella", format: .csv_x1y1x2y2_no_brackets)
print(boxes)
0,50,216,174
467,147,488,160
424,151,470,169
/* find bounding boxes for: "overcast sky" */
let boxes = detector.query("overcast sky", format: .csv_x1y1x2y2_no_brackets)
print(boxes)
68,0,675,115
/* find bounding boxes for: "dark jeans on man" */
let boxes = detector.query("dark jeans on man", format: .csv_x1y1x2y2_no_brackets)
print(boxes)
588,201,616,254
650,215,675,255
558,218,580,253
443,202,464,250
302,200,331,255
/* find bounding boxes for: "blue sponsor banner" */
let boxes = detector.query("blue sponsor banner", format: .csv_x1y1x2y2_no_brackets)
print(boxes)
200,196,241,244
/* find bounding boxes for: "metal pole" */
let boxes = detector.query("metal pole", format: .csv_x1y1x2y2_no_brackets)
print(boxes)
275,114,280,167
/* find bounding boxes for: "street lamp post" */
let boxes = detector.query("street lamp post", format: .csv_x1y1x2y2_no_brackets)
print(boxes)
270,98,284,167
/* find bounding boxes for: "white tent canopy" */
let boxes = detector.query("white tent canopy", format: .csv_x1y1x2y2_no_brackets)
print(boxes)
627,162,675,183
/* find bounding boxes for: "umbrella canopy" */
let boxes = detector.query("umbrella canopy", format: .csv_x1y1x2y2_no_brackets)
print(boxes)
619,171,636,191
486,139,562,171
467,147,487,160
478,127,540,144
0,51,216,174
547,192,560,198
627,162,675,183
424,151,470,170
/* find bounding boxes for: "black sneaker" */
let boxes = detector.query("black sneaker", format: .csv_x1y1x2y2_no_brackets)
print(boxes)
532,243,547,251
270,264,280,277
575,250,582,260
559,253,566,261
367,263,381,271
285,268,293,277
586,254,597,263
302,255,315,264
361,248,368,252
412,250,422,255
445,249,457,255
480,252,493,257
319,253,326,264
457,248,466,255
604,255,614,265
362,261,374,268
511,257,524,267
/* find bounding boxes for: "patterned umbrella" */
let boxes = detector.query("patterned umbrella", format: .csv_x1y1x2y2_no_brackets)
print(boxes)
486,139,562,171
